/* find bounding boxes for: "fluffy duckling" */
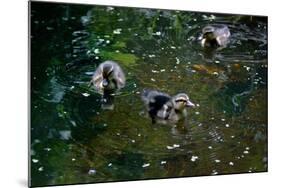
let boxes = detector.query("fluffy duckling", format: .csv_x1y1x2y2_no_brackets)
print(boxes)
90,60,125,94
141,90,195,123
201,24,230,48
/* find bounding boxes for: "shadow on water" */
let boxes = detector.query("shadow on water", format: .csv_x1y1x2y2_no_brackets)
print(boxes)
30,2,267,187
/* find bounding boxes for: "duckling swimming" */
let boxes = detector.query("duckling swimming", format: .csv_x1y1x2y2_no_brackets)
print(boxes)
141,90,195,124
90,60,126,94
201,24,230,48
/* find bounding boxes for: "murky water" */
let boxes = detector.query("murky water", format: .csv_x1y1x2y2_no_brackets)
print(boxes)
30,2,267,187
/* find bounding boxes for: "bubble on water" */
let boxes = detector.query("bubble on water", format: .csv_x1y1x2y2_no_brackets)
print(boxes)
142,163,150,168
95,56,99,59
106,40,110,44
113,28,122,34
131,139,135,143
191,156,199,162
196,104,200,107
32,159,39,163
231,135,235,138
72,158,76,161
243,150,249,154
137,133,141,137
191,70,196,73
208,146,213,149
195,111,200,115
225,124,230,128
38,167,44,171
148,54,156,58
229,162,234,166
88,169,97,175
245,147,250,150
215,159,221,163
82,93,90,97
215,61,220,64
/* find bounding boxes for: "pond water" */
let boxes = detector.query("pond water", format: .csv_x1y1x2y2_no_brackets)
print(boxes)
30,2,267,187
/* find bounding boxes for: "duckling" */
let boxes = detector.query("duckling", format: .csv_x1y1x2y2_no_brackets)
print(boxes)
141,90,195,123
90,60,126,94
201,24,230,48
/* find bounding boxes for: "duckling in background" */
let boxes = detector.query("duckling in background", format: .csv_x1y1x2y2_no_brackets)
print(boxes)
201,24,230,48
141,90,195,124
90,60,126,110
90,60,126,94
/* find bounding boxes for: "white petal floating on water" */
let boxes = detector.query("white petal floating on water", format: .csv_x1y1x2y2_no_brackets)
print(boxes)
243,150,249,154
155,31,161,36
213,72,219,75
59,130,72,140
208,146,213,149
245,147,250,150
131,139,135,143
113,28,122,34
142,163,150,168
32,159,39,163
44,147,51,152
166,146,174,150
225,124,230,128
38,167,44,171
82,93,90,97
173,144,180,148
215,159,221,163
151,70,159,73
221,118,225,121
215,61,220,64
229,162,234,166
191,155,199,162
212,170,218,175
94,49,100,54
88,169,97,175
151,78,156,82
171,46,176,49
195,111,200,115
148,54,156,58
161,161,167,164
108,163,112,167
72,158,76,161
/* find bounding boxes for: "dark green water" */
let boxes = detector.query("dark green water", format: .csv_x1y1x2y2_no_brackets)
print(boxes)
30,2,268,187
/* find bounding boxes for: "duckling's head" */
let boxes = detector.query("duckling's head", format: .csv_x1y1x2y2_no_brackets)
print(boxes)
202,26,218,47
172,93,195,111
101,63,114,88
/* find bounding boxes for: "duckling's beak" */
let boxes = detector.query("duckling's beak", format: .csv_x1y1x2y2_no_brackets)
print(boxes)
186,100,195,107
